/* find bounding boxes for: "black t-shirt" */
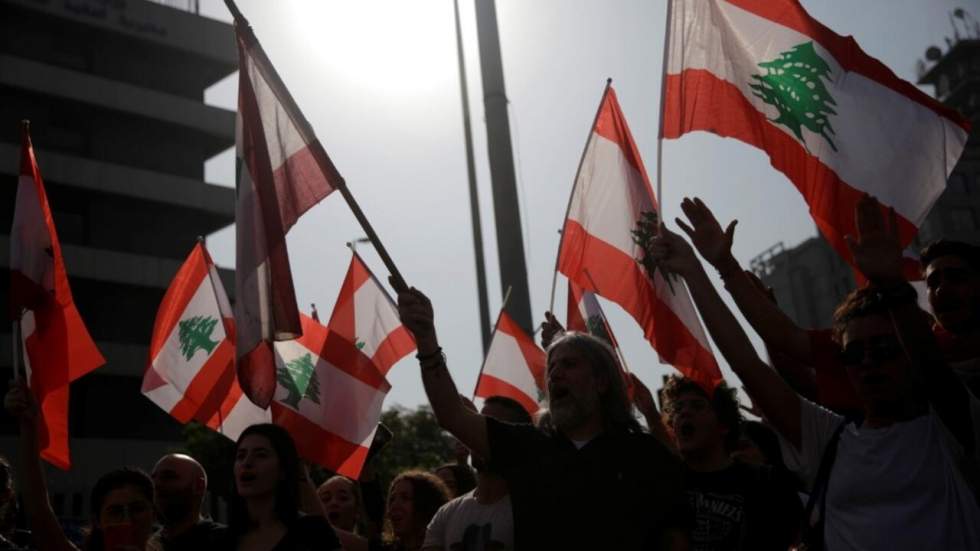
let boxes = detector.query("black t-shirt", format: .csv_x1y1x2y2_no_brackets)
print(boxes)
219,515,342,551
486,418,691,550
156,520,226,551
685,462,802,551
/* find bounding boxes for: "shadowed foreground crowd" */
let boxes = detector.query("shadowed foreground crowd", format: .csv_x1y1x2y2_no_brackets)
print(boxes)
2,196,980,550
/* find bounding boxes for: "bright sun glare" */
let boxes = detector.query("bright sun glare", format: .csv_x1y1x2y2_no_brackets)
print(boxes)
290,1,455,100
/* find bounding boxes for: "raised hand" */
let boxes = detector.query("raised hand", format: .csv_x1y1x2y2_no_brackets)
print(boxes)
4,379,36,427
540,311,565,349
649,224,702,279
844,194,903,284
392,281,439,354
677,197,739,270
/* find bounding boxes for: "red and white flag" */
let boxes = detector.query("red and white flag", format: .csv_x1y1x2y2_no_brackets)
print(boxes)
662,0,970,272
142,242,269,440
272,253,414,478
11,125,104,469
567,280,635,397
234,22,339,407
474,310,546,416
558,86,722,391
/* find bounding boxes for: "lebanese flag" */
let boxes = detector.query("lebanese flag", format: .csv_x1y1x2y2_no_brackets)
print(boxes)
662,0,970,274
474,310,546,416
557,86,721,391
142,242,270,440
234,19,339,407
566,280,634,397
11,124,104,469
272,253,414,478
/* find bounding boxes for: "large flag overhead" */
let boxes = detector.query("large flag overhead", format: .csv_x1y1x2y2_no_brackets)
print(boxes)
11,125,104,469
272,253,414,478
142,242,269,439
234,20,339,407
662,0,970,271
474,310,546,416
557,86,722,391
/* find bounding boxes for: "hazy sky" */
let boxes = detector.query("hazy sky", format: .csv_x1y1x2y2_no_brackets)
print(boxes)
197,0,971,409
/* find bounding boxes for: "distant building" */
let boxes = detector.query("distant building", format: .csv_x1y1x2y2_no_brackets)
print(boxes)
754,34,980,329
0,0,235,521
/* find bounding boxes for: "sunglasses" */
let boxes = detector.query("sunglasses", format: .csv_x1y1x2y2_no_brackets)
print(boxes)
838,336,902,366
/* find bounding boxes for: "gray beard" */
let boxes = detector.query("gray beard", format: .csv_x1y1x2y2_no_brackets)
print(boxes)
549,394,597,433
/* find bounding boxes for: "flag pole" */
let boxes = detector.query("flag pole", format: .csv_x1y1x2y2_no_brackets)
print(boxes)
471,286,512,399
224,0,409,293
655,0,675,219
548,79,614,313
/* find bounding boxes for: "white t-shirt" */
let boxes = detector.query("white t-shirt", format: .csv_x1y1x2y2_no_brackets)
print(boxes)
423,490,514,551
779,397,980,550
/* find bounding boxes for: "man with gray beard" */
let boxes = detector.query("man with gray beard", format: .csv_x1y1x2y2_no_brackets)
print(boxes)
396,286,690,550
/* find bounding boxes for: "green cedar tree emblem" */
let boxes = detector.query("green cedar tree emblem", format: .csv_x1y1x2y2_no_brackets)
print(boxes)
356,340,366,350
749,41,838,152
178,315,220,361
631,210,676,294
277,353,321,409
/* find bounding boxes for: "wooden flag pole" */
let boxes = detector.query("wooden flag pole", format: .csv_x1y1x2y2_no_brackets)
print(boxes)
224,0,409,293
548,79,614,313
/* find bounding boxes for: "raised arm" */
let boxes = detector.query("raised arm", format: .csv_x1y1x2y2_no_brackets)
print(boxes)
4,380,78,551
649,225,803,448
678,198,813,361
846,196,975,453
394,285,489,459
630,373,677,453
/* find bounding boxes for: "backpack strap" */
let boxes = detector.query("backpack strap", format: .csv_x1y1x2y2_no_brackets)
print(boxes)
799,420,848,550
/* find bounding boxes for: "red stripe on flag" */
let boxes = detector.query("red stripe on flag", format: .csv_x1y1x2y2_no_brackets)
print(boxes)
559,219,722,391
320,332,389,391
566,283,588,333
591,89,660,212
662,68,919,265
237,341,278,408
370,326,416,376
271,404,371,479
724,0,970,133
270,143,335,225
474,373,540,416
168,340,235,423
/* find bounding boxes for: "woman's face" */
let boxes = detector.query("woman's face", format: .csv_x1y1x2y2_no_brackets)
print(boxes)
318,477,358,531
234,434,282,498
98,485,154,550
387,480,416,538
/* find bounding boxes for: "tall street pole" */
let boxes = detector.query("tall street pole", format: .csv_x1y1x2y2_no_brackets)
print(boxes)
472,0,533,334
453,0,492,352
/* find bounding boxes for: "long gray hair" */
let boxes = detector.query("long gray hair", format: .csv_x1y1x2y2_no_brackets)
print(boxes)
547,332,640,433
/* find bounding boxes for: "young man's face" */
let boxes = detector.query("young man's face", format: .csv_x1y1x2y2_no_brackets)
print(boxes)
665,390,727,456
546,345,604,433
925,255,980,333
841,315,912,406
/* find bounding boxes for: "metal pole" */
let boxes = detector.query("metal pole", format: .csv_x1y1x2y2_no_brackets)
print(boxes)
473,0,533,333
453,0,492,353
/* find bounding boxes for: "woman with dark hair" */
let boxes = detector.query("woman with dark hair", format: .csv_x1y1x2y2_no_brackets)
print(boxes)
373,471,449,551
226,423,341,551
4,381,157,551
432,463,475,498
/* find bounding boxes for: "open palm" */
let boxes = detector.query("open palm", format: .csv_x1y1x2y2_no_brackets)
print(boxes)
677,197,737,267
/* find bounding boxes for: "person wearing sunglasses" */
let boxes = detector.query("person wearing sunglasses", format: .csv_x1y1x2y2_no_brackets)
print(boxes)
647,195,980,550
660,376,801,551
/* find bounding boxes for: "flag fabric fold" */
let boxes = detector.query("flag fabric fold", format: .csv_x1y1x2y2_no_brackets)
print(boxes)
662,0,970,272
272,253,414,478
233,21,339,408
557,86,722,391
142,242,270,440
474,310,546,416
11,126,104,469
566,280,634,397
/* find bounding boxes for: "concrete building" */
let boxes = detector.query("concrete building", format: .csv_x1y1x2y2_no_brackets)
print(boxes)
754,33,980,329
0,0,236,521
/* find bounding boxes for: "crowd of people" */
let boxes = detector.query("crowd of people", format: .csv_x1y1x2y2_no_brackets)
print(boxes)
2,194,980,550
